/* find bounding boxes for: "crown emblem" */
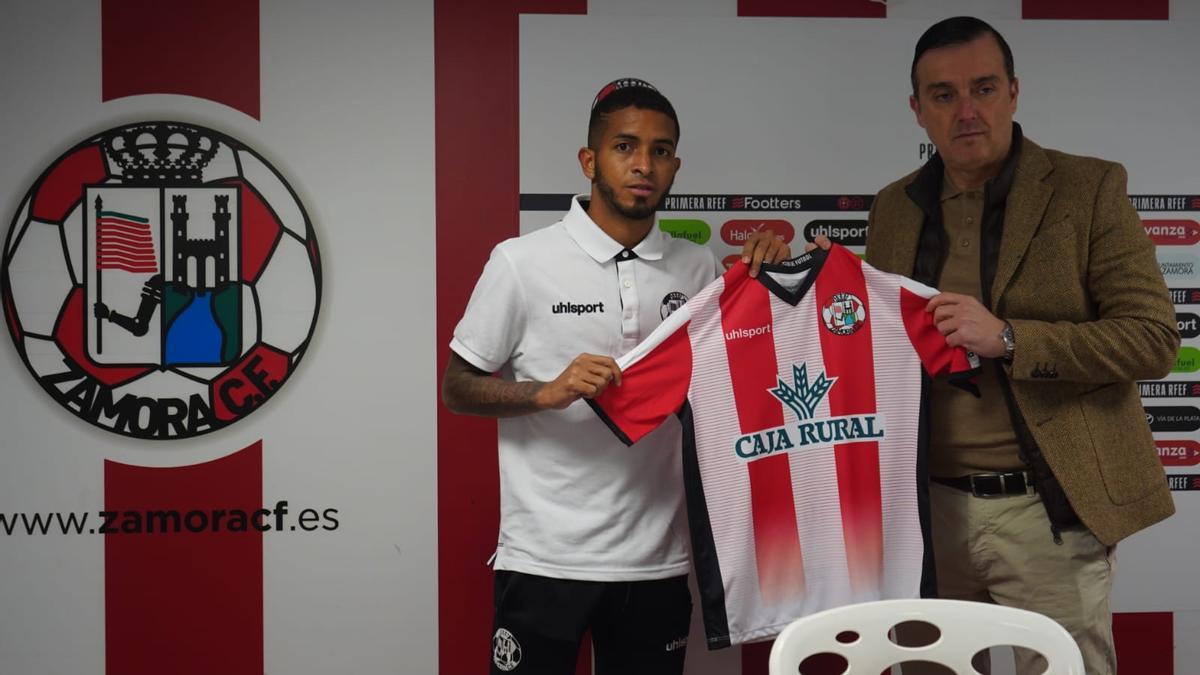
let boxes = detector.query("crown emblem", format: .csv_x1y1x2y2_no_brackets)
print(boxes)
102,123,220,185
769,363,837,420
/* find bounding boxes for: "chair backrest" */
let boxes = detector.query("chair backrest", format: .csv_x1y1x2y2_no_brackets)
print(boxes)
768,598,1085,675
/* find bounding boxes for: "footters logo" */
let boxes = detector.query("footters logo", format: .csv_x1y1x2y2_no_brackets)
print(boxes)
1,121,322,440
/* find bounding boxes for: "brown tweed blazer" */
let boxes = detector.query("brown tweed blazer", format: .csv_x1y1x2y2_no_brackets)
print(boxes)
865,137,1178,545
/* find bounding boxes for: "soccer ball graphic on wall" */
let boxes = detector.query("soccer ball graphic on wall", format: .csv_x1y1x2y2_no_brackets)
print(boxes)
1,122,322,440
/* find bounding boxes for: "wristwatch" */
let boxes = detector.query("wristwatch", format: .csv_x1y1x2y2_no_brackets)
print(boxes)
999,322,1016,363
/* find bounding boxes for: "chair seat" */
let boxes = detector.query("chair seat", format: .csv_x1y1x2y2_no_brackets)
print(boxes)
768,598,1085,674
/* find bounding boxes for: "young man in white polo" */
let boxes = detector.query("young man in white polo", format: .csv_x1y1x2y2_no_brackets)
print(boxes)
443,79,788,674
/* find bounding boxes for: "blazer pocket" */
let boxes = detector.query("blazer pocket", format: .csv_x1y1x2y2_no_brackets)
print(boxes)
1078,382,1164,505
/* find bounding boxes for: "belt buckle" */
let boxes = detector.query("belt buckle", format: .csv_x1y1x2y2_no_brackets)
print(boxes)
968,473,1003,498
1021,471,1036,496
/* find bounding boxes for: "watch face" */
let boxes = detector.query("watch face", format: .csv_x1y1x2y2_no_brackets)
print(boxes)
1002,325,1015,355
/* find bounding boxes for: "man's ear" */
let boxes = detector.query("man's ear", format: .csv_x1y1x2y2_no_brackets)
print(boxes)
578,146,596,180
909,94,925,129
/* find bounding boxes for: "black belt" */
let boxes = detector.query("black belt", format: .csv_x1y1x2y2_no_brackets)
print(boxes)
932,471,1036,498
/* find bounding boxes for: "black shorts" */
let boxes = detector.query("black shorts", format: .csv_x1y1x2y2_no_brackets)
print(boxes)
489,570,692,675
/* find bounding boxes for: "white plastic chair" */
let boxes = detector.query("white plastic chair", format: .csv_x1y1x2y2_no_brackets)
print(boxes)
768,598,1085,675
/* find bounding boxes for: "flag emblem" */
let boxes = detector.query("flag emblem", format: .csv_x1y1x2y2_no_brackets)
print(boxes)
1,121,322,440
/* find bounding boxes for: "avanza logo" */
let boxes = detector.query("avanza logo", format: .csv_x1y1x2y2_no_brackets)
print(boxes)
1143,220,1200,246
734,363,884,460
720,219,794,246
1,121,322,440
1157,440,1200,467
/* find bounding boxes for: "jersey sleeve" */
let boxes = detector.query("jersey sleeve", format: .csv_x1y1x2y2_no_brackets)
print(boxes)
898,276,982,395
588,303,695,446
449,243,525,373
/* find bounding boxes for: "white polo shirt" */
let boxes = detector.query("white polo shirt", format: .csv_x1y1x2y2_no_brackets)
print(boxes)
451,196,721,581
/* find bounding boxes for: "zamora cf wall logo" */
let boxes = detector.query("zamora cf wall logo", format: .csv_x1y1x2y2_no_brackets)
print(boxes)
1,122,321,440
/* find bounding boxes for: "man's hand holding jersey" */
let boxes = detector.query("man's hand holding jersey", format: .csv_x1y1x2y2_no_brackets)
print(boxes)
741,229,791,277
535,353,623,409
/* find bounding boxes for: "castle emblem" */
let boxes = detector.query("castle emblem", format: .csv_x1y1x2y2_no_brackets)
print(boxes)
88,125,241,367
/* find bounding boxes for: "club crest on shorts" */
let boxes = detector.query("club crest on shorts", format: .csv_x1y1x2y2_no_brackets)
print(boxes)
821,292,866,335
1,121,322,440
660,291,688,319
492,627,522,671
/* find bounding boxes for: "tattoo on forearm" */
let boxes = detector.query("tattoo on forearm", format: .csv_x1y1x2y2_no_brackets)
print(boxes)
442,355,546,417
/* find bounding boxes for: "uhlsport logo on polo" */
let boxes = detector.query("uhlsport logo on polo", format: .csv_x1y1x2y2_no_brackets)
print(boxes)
1,121,322,440
734,363,885,460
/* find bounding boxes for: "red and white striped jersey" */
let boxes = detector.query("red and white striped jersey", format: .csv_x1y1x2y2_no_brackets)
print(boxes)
589,244,980,647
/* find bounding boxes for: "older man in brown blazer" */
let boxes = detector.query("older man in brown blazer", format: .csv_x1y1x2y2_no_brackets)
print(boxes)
864,16,1178,675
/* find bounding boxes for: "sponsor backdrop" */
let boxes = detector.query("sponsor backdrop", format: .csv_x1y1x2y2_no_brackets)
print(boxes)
2,1,1197,674
515,2,1197,674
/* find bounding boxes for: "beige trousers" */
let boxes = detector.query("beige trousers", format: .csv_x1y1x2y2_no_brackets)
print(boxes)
900,481,1116,675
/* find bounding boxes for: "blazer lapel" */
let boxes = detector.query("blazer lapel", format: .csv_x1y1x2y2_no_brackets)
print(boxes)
991,139,1053,307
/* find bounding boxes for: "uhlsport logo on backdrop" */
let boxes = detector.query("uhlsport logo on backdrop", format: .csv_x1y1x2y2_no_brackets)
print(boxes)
1,121,322,440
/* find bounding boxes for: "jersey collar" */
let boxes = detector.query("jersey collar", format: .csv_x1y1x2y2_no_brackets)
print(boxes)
564,195,667,263
755,246,830,306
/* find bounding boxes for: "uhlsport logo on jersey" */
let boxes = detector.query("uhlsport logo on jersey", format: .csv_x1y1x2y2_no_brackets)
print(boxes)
822,292,866,335
1,121,322,440
734,363,884,460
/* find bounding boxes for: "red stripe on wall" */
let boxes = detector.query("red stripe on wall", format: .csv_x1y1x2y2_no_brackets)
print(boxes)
738,0,884,18
1022,0,1167,20
32,145,107,223
815,249,883,592
434,2,586,674
101,0,261,119
105,442,263,675
1114,612,1174,675
719,271,806,604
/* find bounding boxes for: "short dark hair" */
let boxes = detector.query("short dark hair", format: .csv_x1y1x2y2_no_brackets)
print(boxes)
587,78,680,148
910,16,1015,95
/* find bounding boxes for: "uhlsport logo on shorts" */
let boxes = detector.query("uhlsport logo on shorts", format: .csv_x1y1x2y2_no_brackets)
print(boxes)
822,292,866,335
1,121,322,440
